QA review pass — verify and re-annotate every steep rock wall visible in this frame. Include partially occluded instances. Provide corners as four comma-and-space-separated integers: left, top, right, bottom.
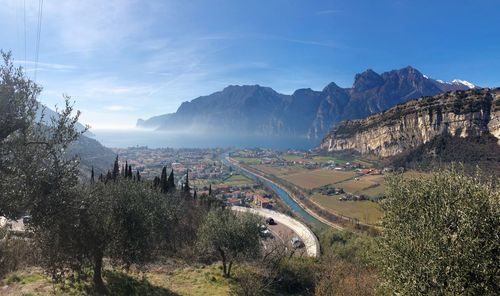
320, 88, 500, 157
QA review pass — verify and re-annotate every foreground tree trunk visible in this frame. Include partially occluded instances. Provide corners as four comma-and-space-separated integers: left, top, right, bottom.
218, 248, 229, 277
227, 261, 233, 278
93, 250, 106, 293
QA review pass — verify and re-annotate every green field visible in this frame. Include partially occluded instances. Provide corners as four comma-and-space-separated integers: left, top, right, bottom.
281, 154, 304, 161
312, 155, 349, 164
311, 194, 383, 225
282, 154, 350, 164
281, 169, 357, 189
223, 174, 254, 186
232, 157, 261, 165
252, 164, 306, 177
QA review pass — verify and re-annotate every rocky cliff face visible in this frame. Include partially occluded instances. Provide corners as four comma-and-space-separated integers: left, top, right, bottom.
319, 88, 500, 157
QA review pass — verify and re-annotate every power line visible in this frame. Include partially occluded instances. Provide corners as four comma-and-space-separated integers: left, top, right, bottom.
23, 0, 27, 72
34, 0, 44, 82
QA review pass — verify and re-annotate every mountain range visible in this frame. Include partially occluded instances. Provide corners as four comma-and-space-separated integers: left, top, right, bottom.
137, 66, 476, 140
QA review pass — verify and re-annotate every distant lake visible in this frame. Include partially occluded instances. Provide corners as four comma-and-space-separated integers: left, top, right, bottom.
92, 129, 318, 150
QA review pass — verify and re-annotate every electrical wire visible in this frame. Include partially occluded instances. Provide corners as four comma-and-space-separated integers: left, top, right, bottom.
23, 0, 27, 72
34, 0, 44, 82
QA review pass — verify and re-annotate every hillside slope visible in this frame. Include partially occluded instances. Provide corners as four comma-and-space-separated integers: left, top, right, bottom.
38, 106, 115, 176
68, 135, 116, 177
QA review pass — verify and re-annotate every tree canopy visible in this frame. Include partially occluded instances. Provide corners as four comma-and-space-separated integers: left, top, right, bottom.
197, 208, 262, 277
380, 168, 499, 295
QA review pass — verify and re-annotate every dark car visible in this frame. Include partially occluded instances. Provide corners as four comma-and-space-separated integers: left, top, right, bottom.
265, 217, 276, 225
22, 215, 32, 225
291, 236, 303, 249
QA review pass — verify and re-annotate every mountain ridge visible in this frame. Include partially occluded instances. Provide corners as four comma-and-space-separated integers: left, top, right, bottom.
137, 66, 476, 139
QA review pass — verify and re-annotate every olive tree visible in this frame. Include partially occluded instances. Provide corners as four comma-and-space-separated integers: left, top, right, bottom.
0, 51, 82, 219
197, 208, 262, 277
380, 168, 499, 295
73, 179, 181, 291
0, 51, 96, 284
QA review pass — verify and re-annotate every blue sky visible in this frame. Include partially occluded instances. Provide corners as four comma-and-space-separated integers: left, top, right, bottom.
0, 0, 499, 129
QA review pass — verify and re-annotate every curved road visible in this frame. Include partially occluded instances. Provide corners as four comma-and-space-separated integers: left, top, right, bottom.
232, 206, 320, 258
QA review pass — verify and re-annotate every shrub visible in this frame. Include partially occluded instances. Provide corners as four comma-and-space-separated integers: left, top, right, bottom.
0, 236, 38, 279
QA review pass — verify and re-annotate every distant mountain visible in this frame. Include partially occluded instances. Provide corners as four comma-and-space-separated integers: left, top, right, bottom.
137, 66, 476, 140
37, 105, 114, 176
67, 135, 116, 177
319, 88, 499, 174
36, 103, 94, 137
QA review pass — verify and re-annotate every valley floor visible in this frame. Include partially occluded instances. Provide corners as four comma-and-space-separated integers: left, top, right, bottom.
230, 150, 431, 227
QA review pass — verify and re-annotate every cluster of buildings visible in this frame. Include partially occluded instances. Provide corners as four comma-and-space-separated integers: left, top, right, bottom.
232, 148, 276, 159
111, 147, 277, 209
112, 147, 230, 181
205, 183, 274, 209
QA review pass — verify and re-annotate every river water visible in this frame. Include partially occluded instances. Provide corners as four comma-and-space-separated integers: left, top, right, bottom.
221, 156, 322, 226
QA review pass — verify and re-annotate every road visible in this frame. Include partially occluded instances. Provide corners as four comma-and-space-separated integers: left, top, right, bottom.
232, 206, 320, 258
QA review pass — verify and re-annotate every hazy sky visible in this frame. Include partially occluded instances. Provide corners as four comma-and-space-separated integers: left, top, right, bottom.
0, 0, 499, 129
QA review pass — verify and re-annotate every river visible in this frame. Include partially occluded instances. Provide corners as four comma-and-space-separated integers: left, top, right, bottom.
221, 155, 322, 227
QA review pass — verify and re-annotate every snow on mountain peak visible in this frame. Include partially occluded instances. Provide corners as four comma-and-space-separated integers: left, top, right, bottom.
451, 79, 476, 89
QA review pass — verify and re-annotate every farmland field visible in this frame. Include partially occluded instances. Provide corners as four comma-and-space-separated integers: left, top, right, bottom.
311, 193, 383, 225
251, 164, 306, 177
223, 174, 254, 186
281, 154, 305, 161
358, 184, 385, 198
281, 169, 357, 189
232, 157, 261, 165
334, 174, 385, 195
312, 155, 348, 164
192, 179, 213, 188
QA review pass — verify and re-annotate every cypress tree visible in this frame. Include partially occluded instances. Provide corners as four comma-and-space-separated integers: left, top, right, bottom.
136, 170, 141, 182
183, 170, 191, 197
208, 184, 212, 196
168, 169, 175, 190
128, 165, 132, 179
106, 170, 112, 183
124, 161, 128, 177
160, 167, 168, 192
113, 155, 119, 180
90, 166, 95, 185
193, 190, 197, 199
